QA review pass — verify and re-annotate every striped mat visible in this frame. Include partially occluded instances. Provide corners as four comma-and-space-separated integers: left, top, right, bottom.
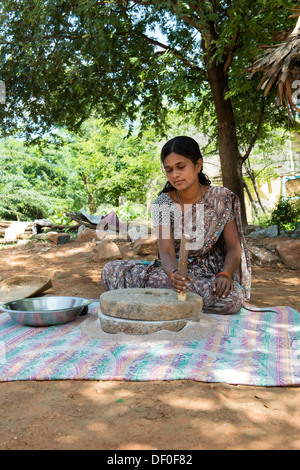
0, 301, 299, 386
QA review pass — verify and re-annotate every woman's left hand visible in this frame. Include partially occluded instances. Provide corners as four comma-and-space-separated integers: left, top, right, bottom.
212, 275, 232, 298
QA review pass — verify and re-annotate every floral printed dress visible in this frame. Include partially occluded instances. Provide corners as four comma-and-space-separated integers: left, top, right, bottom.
101, 186, 251, 315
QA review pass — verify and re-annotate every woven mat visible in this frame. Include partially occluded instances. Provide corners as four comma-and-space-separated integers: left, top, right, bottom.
0, 301, 299, 386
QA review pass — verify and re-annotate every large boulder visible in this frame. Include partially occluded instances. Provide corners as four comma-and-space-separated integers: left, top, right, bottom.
247, 245, 280, 267
276, 239, 300, 269
247, 225, 279, 239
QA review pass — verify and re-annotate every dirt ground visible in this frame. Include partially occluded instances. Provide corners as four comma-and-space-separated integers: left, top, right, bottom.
0, 237, 299, 451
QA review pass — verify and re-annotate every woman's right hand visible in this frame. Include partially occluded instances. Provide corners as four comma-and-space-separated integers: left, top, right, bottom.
171, 271, 192, 294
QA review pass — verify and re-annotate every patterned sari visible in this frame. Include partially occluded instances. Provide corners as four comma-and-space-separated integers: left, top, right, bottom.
101, 186, 251, 315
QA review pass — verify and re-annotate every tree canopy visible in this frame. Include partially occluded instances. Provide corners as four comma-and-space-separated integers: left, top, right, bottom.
0, 0, 297, 223
0, 120, 162, 220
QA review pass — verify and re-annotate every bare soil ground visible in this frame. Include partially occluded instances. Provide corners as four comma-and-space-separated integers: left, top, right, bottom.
0, 238, 299, 450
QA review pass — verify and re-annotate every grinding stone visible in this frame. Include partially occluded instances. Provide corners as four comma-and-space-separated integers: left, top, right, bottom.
99, 311, 200, 335
0, 275, 53, 304
99, 288, 203, 321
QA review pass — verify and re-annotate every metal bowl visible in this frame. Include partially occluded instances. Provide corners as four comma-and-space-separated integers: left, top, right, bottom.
0, 296, 92, 327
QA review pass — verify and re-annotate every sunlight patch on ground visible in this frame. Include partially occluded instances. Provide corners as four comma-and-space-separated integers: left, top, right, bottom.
116, 442, 159, 450
165, 396, 218, 411
280, 276, 300, 286
79, 381, 137, 404
87, 421, 109, 432
56, 434, 81, 445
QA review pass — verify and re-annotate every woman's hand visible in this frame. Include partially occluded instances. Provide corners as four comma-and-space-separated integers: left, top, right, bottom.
171, 271, 193, 294
212, 275, 232, 298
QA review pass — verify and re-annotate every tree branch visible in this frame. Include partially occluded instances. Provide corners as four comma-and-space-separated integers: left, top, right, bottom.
223, 30, 239, 75
122, 31, 203, 72
241, 102, 265, 164
169, 0, 204, 34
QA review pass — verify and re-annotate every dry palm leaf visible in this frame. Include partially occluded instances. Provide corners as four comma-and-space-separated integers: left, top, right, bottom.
247, 14, 300, 121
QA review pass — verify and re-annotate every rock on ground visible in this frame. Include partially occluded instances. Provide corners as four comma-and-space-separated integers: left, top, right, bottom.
76, 229, 98, 243
89, 240, 122, 261
132, 236, 158, 256
247, 245, 280, 267
276, 239, 300, 270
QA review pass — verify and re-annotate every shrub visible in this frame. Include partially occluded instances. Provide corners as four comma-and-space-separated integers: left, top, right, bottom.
269, 195, 300, 232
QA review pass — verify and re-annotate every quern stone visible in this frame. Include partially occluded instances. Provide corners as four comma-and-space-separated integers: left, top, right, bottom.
99, 311, 199, 335
100, 288, 203, 321
99, 288, 203, 334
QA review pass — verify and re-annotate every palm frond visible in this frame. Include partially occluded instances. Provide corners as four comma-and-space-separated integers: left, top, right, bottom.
247, 12, 300, 121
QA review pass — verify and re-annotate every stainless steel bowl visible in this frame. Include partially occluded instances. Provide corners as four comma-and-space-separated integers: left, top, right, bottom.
0, 296, 92, 326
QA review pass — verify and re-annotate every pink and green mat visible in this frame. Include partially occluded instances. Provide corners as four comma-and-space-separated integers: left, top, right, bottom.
0, 301, 299, 386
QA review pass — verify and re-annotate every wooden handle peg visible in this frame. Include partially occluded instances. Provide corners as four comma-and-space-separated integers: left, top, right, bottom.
177, 233, 191, 302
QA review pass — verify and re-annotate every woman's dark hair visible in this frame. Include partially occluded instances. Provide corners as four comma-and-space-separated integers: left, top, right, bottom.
159, 136, 211, 194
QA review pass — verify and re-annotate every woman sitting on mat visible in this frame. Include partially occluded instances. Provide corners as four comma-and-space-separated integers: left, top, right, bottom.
101, 136, 251, 315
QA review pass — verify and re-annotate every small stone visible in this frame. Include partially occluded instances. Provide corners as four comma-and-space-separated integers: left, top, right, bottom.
89, 240, 122, 261
35, 232, 53, 240
35, 231, 70, 244
16, 240, 27, 245
46, 233, 70, 244
76, 228, 98, 243
132, 236, 158, 256
39, 246, 51, 252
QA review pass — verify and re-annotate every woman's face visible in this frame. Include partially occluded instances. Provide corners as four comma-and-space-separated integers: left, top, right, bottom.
163, 152, 202, 191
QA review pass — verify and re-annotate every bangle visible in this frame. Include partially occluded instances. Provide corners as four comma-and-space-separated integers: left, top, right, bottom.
170, 269, 178, 284
216, 271, 232, 281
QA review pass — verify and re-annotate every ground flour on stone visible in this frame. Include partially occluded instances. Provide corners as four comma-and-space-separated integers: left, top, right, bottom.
80, 309, 227, 344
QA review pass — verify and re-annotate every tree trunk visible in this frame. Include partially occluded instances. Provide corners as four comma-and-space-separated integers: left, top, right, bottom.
245, 163, 266, 214
206, 63, 248, 225
83, 174, 97, 214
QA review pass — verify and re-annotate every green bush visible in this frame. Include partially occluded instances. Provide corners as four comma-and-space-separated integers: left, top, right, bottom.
269, 195, 300, 232
252, 212, 272, 229
49, 213, 74, 226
